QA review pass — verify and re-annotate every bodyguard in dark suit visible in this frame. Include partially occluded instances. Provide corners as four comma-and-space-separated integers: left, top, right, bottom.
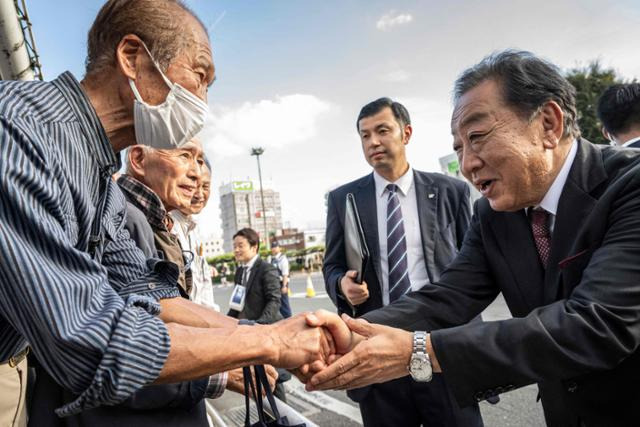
228, 228, 283, 325
323, 98, 482, 426
309, 51, 640, 427
597, 82, 640, 148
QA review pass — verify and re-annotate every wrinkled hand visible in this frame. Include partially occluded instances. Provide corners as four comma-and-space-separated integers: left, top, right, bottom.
306, 314, 413, 391
267, 312, 340, 369
340, 271, 369, 306
226, 365, 278, 396
285, 309, 357, 382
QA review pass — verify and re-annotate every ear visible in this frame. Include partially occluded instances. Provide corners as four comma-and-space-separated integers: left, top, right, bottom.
602, 127, 614, 143
127, 145, 148, 178
115, 34, 147, 81
402, 123, 413, 145
539, 101, 564, 149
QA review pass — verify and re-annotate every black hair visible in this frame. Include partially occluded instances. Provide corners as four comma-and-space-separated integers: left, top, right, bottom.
356, 97, 411, 131
453, 50, 580, 139
233, 228, 260, 250
597, 83, 640, 135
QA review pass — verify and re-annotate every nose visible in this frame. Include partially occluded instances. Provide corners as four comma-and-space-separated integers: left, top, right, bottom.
460, 145, 483, 178
187, 162, 199, 182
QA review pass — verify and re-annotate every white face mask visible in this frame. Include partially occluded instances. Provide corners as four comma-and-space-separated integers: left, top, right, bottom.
129, 44, 209, 149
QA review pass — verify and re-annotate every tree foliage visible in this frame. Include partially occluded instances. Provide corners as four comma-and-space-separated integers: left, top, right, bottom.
565, 61, 624, 145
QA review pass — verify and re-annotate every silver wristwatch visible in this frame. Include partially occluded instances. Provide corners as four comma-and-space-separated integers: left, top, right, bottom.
408, 331, 432, 382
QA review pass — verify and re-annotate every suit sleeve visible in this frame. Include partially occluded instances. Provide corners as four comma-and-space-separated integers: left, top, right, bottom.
363, 201, 499, 332
322, 190, 352, 314
429, 177, 640, 407
255, 264, 282, 324
454, 182, 471, 249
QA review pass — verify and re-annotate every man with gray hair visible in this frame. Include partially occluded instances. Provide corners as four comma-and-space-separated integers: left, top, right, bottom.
308, 50, 640, 426
169, 149, 219, 310
0, 0, 344, 422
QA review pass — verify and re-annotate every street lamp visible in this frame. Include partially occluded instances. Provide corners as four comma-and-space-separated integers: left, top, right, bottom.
251, 147, 270, 250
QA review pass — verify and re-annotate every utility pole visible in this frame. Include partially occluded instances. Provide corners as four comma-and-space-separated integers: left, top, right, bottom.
251, 147, 270, 250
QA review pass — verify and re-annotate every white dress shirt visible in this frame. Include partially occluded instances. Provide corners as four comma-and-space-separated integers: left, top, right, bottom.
373, 167, 430, 306
622, 136, 640, 148
531, 140, 578, 233
169, 210, 219, 311
241, 254, 260, 284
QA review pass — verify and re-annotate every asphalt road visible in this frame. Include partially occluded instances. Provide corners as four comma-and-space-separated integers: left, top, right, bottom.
212, 271, 545, 426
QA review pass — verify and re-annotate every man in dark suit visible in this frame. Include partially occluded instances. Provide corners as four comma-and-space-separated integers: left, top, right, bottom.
323, 98, 483, 426
597, 83, 640, 148
308, 51, 640, 427
228, 228, 283, 324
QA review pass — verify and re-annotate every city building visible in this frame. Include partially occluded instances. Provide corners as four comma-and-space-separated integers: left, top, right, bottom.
201, 236, 225, 258
219, 180, 283, 252
270, 228, 326, 251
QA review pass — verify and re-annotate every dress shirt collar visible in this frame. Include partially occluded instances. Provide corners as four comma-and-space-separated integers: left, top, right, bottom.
117, 174, 169, 231
622, 136, 640, 148
373, 166, 414, 198
52, 72, 119, 174
243, 254, 260, 270
169, 209, 197, 233
536, 140, 578, 216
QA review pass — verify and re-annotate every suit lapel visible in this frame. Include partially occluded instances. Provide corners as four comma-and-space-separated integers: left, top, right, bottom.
544, 139, 606, 302
490, 210, 545, 310
354, 174, 382, 285
414, 171, 438, 282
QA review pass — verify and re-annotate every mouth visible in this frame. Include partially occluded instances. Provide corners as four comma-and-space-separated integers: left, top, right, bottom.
474, 179, 495, 196
178, 184, 196, 194
370, 151, 385, 160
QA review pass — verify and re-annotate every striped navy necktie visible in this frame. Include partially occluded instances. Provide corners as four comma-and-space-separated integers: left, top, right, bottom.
386, 184, 411, 302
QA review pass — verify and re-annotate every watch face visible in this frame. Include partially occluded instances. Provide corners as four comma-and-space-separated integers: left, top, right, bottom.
410, 356, 433, 382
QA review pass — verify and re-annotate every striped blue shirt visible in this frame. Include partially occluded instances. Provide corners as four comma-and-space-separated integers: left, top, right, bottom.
0, 72, 181, 416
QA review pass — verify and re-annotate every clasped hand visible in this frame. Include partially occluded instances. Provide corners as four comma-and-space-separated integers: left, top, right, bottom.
268, 309, 415, 392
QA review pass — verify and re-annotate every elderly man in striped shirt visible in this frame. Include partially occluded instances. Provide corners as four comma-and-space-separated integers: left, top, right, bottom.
0, 0, 348, 423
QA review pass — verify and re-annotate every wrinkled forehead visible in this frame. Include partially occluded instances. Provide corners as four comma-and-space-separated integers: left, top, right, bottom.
182, 139, 204, 155
450, 80, 505, 135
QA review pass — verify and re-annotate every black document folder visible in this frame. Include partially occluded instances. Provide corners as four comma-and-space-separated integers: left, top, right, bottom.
345, 193, 370, 284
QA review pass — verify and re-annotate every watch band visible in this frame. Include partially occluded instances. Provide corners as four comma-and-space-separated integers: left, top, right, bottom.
413, 331, 427, 356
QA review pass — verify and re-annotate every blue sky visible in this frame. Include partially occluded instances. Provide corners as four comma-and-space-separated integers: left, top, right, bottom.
27, 0, 640, 238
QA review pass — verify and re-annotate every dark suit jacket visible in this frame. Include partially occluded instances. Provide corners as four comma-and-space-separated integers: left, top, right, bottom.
228, 258, 282, 324
323, 170, 471, 403
323, 169, 471, 318
365, 140, 640, 426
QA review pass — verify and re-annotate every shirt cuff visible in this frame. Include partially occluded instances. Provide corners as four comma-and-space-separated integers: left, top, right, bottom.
205, 372, 228, 399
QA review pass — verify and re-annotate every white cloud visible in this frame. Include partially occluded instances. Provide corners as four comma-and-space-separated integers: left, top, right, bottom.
376, 11, 413, 31
199, 94, 332, 159
382, 68, 411, 82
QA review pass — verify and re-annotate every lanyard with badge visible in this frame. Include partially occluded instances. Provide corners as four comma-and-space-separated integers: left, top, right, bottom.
229, 266, 248, 312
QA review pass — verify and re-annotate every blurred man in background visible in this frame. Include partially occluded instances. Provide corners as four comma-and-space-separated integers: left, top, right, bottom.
270, 242, 292, 319
170, 149, 219, 310
597, 83, 640, 148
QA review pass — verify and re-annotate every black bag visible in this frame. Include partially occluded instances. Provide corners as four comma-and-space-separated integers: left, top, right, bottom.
243, 365, 306, 427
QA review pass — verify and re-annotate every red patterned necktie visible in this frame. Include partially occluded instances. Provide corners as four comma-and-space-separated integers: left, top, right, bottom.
530, 208, 552, 268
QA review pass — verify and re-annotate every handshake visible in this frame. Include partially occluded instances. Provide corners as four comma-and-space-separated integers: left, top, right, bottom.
258, 309, 437, 391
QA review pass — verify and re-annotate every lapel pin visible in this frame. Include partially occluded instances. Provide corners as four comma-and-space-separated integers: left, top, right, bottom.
428, 194, 435, 199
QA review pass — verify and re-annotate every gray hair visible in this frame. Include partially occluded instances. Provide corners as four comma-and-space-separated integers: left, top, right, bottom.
453, 50, 580, 139
86, 0, 208, 76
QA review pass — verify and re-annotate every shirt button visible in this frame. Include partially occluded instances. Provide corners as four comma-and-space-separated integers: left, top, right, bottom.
148, 283, 156, 290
